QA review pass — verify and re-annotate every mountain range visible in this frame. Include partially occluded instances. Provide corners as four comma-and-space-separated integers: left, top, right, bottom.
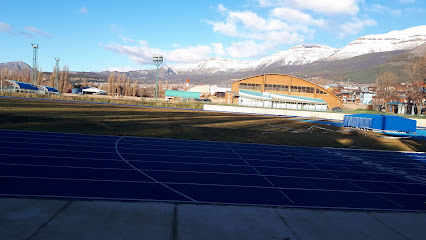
128, 25, 426, 85
2, 25, 426, 85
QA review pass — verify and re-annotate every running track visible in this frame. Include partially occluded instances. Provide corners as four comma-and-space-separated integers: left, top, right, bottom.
0, 129, 425, 211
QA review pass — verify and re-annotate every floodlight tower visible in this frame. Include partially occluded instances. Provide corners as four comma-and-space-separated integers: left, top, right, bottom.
153, 54, 163, 102
54, 58, 60, 90
31, 43, 39, 85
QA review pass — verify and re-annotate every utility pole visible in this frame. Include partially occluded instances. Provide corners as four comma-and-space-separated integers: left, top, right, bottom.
54, 58, 60, 90
153, 54, 163, 102
31, 43, 39, 85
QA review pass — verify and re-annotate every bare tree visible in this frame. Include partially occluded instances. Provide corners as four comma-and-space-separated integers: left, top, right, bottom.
125, 76, 131, 96
50, 67, 56, 87
376, 72, 399, 111
131, 82, 138, 96
36, 68, 43, 85
63, 65, 70, 91
405, 56, 426, 114
82, 79, 88, 88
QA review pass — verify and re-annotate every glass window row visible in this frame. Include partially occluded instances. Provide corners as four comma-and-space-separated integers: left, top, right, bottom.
240, 83, 261, 90
291, 86, 315, 93
240, 82, 327, 94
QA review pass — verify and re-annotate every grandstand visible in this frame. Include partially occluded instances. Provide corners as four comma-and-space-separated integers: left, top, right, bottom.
1, 80, 59, 94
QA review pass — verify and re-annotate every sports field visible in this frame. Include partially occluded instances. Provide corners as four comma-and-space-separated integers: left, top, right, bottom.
0, 97, 425, 152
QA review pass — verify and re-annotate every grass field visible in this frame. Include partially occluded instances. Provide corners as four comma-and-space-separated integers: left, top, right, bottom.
0, 97, 425, 152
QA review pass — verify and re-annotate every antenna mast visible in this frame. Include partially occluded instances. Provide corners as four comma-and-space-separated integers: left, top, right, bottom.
55, 58, 60, 90
31, 43, 39, 85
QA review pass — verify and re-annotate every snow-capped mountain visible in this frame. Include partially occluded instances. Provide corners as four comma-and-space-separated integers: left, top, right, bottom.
170, 26, 426, 74
259, 44, 337, 67
171, 44, 337, 74
326, 25, 426, 61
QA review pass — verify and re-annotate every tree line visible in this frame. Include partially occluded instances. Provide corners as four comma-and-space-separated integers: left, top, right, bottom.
376, 56, 426, 114
0, 67, 162, 98
0, 66, 72, 93
102, 72, 160, 97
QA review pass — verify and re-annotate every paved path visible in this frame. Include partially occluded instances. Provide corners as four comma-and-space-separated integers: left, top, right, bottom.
1, 198, 425, 240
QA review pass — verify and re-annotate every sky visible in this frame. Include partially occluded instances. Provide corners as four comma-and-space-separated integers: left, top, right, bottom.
0, 0, 425, 72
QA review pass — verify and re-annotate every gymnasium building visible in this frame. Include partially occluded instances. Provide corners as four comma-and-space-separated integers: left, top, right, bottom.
225, 74, 342, 111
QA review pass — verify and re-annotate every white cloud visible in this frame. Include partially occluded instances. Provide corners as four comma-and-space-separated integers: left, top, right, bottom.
80, 6, 88, 14
207, 4, 306, 58
218, 3, 227, 12
0, 22, 53, 39
118, 34, 134, 43
109, 24, 123, 33
367, 4, 402, 16
167, 45, 212, 63
228, 11, 269, 32
103, 42, 155, 64
226, 40, 268, 58
271, 8, 313, 23
25, 26, 53, 38
0, 22, 12, 33
103, 41, 213, 65
338, 17, 377, 38
270, 7, 325, 27
211, 43, 225, 55
257, 0, 362, 15
208, 20, 239, 37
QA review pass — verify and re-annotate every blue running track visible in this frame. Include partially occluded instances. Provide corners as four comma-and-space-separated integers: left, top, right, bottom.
0, 129, 425, 211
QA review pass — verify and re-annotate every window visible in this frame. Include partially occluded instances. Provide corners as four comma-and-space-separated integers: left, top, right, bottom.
306, 87, 314, 93
240, 82, 261, 90
316, 89, 326, 94
290, 86, 315, 93
265, 84, 288, 92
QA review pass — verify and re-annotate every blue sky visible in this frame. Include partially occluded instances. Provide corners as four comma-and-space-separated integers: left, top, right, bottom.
0, 0, 425, 72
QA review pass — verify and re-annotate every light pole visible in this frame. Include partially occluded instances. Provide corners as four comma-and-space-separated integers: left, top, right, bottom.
153, 54, 163, 102
54, 58, 60, 90
31, 43, 39, 85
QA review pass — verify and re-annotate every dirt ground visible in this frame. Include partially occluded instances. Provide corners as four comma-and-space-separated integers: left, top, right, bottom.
342, 102, 367, 110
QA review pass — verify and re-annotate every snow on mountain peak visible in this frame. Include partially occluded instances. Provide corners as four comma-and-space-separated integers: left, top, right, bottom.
171, 44, 336, 74
259, 44, 337, 66
168, 25, 426, 75
327, 25, 426, 61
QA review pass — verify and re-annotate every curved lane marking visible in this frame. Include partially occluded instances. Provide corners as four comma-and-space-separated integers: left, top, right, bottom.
115, 136, 197, 202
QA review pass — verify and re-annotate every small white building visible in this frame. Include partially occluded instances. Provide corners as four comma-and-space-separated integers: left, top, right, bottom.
82, 87, 107, 95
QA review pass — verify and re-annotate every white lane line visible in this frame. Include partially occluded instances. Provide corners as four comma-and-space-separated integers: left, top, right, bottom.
0, 193, 414, 212
389, 184, 408, 192
3, 162, 426, 190
3, 175, 426, 197
3, 130, 425, 162
274, 148, 341, 180
341, 166, 351, 171
377, 195, 404, 208
2, 146, 424, 173
279, 190, 294, 204
115, 137, 197, 202
225, 143, 295, 203
347, 181, 367, 190
2, 154, 424, 188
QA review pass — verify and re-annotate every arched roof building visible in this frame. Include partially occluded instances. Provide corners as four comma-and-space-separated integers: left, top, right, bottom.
3, 80, 59, 94
226, 74, 342, 111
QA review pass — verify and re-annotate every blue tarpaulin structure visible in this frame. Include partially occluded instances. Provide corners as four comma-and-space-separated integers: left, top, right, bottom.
7, 80, 39, 91
343, 114, 416, 132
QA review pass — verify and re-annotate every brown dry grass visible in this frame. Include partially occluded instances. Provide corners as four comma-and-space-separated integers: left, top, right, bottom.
0, 97, 425, 152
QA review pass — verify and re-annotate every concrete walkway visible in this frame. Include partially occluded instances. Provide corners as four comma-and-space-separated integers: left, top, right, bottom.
1, 198, 426, 240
